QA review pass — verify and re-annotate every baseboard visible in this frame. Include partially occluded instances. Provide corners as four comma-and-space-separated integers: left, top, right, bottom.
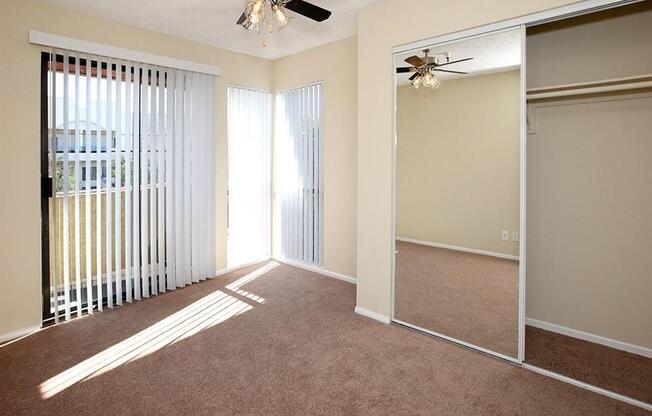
526, 318, 652, 359
354, 306, 391, 324
396, 237, 519, 261
216, 257, 272, 277
523, 364, 652, 412
272, 257, 356, 284
0, 325, 41, 345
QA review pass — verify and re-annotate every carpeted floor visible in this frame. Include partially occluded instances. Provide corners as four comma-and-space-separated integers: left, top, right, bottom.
526, 325, 652, 404
394, 241, 519, 358
0, 262, 647, 415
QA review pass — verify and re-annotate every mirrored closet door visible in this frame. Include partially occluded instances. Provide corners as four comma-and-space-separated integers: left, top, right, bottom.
393, 28, 523, 359
525, 1, 652, 405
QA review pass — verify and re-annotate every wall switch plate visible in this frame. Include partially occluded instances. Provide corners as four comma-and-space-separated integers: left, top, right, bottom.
512, 231, 519, 242
501, 231, 509, 241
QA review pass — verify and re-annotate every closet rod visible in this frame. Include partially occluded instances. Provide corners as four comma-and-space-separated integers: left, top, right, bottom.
527, 74, 652, 100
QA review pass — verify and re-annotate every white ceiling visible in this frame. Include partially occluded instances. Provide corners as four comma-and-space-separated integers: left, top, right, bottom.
43, 0, 379, 60
396, 29, 522, 86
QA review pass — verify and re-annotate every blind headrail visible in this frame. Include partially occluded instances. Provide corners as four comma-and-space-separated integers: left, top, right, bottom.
29, 30, 221, 76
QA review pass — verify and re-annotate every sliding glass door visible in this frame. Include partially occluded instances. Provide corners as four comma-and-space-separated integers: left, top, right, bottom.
41, 51, 216, 324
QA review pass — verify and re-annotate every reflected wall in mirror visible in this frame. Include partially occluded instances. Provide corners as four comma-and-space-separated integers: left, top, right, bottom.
394, 28, 522, 358
525, 2, 652, 405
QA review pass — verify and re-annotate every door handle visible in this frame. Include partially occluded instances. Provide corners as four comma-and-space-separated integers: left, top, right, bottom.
41, 177, 53, 198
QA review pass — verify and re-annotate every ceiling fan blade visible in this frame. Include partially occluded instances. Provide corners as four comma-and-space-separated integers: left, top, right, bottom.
405, 56, 425, 67
436, 57, 474, 67
285, 0, 332, 22
433, 69, 468, 74
409, 72, 420, 81
396, 67, 412, 73
236, 12, 247, 25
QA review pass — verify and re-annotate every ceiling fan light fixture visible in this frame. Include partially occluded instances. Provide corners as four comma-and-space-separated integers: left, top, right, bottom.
244, 0, 266, 28
419, 70, 441, 90
272, 3, 289, 26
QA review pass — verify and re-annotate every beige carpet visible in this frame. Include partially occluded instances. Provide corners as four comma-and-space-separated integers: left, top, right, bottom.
526, 325, 652, 404
395, 241, 519, 357
0, 262, 646, 415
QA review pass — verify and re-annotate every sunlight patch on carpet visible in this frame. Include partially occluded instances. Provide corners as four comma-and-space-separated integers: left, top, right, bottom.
39, 263, 279, 399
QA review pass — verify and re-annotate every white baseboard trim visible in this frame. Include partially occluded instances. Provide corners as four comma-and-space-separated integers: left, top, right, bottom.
0, 325, 42, 345
272, 257, 356, 284
396, 237, 519, 261
216, 257, 272, 277
526, 318, 652, 359
523, 364, 652, 412
354, 306, 391, 324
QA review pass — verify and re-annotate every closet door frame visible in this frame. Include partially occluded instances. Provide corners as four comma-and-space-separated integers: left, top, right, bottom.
389, 0, 647, 410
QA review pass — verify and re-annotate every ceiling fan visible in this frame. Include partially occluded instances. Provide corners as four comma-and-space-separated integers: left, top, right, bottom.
397, 49, 474, 89
236, 0, 332, 34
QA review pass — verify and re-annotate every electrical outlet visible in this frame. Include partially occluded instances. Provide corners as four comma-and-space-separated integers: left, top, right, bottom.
512, 231, 519, 242
501, 231, 509, 241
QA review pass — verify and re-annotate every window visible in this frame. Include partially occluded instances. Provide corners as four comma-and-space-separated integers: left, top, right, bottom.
227, 86, 272, 267
275, 83, 323, 265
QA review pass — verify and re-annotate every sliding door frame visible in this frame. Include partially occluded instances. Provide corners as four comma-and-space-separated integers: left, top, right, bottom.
40, 52, 52, 323
389, 0, 648, 410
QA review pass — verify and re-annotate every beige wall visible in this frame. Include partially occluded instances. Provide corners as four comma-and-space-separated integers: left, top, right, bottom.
271, 37, 358, 278
0, 0, 272, 338
527, 93, 652, 348
527, 1, 652, 89
396, 71, 520, 256
356, 0, 578, 318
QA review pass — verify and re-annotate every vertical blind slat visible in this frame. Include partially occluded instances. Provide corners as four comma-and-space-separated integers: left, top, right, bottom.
50, 52, 60, 323
95, 58, 103, 312
165, 70, 176, 290
62, 52, 71, 321
133, 65, 142, 301
73, 56, 82, 317
149, 68, 158, 295
84, 57, 93, 314
115, 62, 123, 306
174, 71, 186, 288
184, 74, 193, 284
157, 70, 166, 292
106, 59, 114, 309
125, 64, 133, 303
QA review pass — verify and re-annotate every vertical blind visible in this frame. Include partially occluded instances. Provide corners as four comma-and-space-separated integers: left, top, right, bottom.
275, 83, 324, 265
46, 50, 216, 323
227, 87, 272, 267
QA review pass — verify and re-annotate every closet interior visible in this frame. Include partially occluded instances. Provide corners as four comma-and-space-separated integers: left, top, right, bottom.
525, 1, 652, 404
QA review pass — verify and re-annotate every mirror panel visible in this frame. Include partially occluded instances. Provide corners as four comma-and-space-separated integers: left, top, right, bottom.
394, 28, 522, 358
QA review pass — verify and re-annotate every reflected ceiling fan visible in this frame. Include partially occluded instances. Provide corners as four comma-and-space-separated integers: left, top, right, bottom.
397, 49, 474, 89
236, 0, 332, 35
